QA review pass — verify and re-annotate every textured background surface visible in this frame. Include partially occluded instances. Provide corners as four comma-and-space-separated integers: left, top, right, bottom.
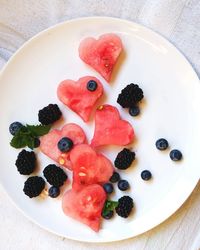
0, 1, 200, 249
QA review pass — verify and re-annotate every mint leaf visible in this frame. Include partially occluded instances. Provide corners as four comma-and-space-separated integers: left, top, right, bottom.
102, 200, 118, 216
10, 132, 28, 148
26, 124, 51, 136
10, 124, 51, 149
26, 136, 35, 150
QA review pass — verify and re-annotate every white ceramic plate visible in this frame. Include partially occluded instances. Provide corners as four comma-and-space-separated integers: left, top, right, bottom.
0, 17, 199, 243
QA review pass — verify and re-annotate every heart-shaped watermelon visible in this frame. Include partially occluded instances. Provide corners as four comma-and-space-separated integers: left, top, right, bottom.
79, 34, 123, 82
70, 144, 113, 191
62, 184, 106, 232
40, 123, 86, 170
91, 104, 134, 147
57, 76, 103, 122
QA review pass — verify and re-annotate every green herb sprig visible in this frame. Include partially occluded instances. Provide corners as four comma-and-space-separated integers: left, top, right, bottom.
10, 124, 51, 149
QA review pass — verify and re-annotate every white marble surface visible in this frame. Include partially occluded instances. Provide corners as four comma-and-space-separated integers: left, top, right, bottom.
0, 1, 200, 249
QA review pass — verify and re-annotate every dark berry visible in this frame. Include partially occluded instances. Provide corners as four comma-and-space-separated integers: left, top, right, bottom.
129, 106, 140, 116
15, 149, 36, 175
48, 186, 60, 198
23, 176, 45, 198
117, 83, 144, 108
114, 148, 135, 170
57, 137, 73, 152
9, 122, 23, 135
156, 138, 169, 150
115, 196, 134, 218
43, 164, 67, 187
103, 183, 114, 194
87, 80, 97, 91
109, 172, 120, 183
141, 170, 152, 181
38, 104, 62, 125
170, 149, 182, 161
102, 210, 114, 220
34, 138, 40, 148
118, 180, 130, 191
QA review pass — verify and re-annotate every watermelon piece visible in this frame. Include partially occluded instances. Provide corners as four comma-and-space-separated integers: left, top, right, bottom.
70, 144, 113, 191
62, 184, 106, 232
91, 104, 134, 147
57, 76, 103, 122
79, 33, 123, 82
40, 123, 86, 170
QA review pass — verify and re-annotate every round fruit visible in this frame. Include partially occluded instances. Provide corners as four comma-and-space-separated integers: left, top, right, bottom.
103, 183, 114, 194
34, 138, 40, 148
109, 172, 120, 183
141, 170, 152, 181
57, 137, 74, 152
118, 180, 130, 191
129, 106, 140, 116
23, 176, 45, 198
114, 148, 135, 170
156, 138, 169, 150
48, 186, 60, 198
115, 196, 134, 218
170, 149, 182, 161
38, 104, 62, 125
87, 80, 98, 91
102, 210, 114, 220
9, 122, 23, 135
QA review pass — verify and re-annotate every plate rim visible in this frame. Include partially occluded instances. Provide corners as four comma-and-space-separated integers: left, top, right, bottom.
0, 16, 200, 243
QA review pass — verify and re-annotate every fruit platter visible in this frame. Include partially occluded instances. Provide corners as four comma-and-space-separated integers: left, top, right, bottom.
0, 17, 199, 242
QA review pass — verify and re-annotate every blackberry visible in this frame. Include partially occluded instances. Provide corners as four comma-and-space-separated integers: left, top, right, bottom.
43, 164, 67, 187
15, 149, 36, 175
114, 148, 135, 170
117, 83, 144, 108
23, 176, 45, 198
38, 104, 62, 125
115, 196, 134, 218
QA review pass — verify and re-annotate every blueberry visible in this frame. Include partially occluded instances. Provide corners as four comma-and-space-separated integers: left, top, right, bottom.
9, 122, 23, 135
57, 137, 73, 152
87, 80, 98, 91
103, 183, 114, 194
129, 106, 140, 116
141, 170, 152, 181
156, 138, 169, 150
102, 210, 114, 220
118, 180, 130, 191
48, 186, 60, 198
109, 172, 120, 183
34, 138, 40, 148
170, 149, 182, 161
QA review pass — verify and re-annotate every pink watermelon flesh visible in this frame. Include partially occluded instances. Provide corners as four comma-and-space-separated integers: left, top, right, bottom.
79, 33, 123, 82
40, 123, 86, 170
70, 144, 113, 191
91, 104, 134, 147
62, 184, 106, 232
57, 76, 103, 122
